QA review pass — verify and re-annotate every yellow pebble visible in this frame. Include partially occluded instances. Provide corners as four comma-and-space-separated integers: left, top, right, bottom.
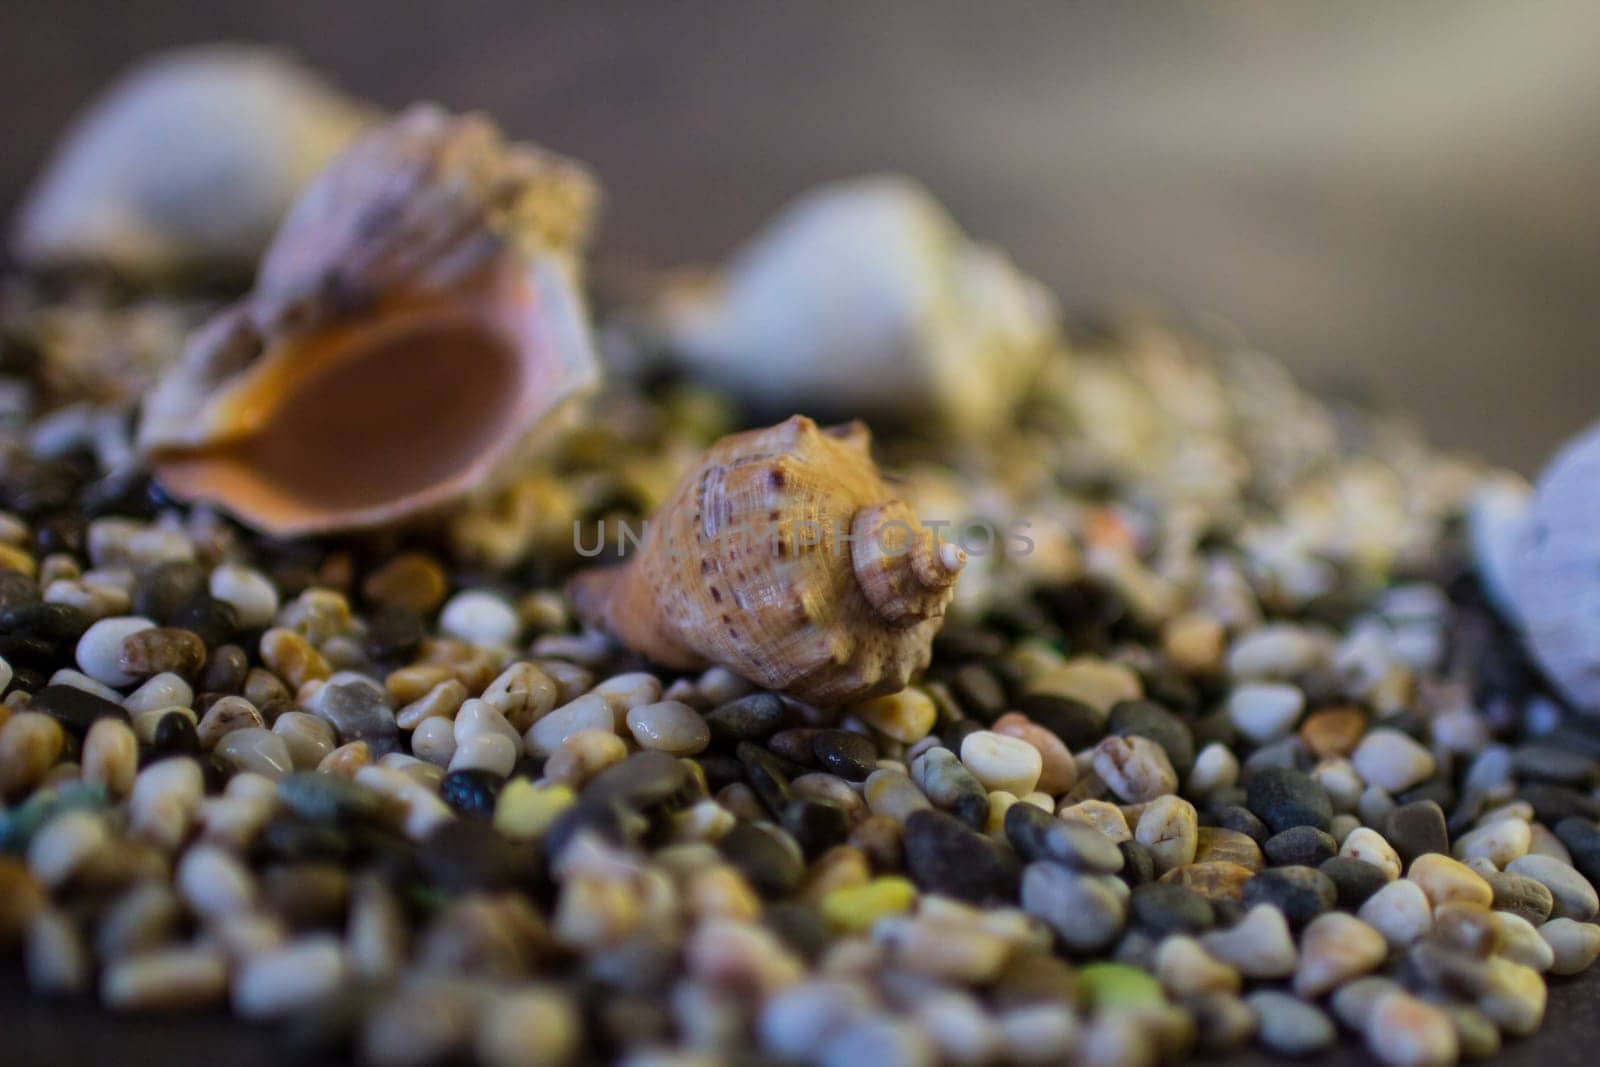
852, 689, 936, 743
820, 876, 918, 933
494, 780, 575, 842
1408, 853, 1493, 909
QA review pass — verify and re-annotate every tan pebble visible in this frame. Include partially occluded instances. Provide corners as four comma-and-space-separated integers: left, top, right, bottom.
361, 553, 448, 615
1155, 934, 1241, 996
1028, 657, 1142, 713
1453, 818, 1531, 868
1298, 706, 1368, 758
1476, 955, 1545, 1036
1194, 826, 1264, 872
852, 688, 937, 743
101, 945, 229, 1012
395, 678, 468, 730
1136, 795, 1198, 875
272, 711, 336, 770
481, 663, 560, 732
1163, 614, 1225, 674
195, 696, 265, 750
1295, 911, 1387, 997
0, 858, 46, 948
1058, 799, 1132, 843
689, 865, 764, 921
626, 700, 712, 755
1409, 853, 1493, 908
543, 730, 627, 787
259, 628, 330, 690
476, 986, 578, 1067
992, 713, 1077, 795
798, 846, 872, 905
317, 741, 372, 780
0, 712, 65, 797
1159, 862, 1256, 903
1492, 911, 1553, 971
1539, 917, 1600, 975
242, 668, 290, 709
384, 664, 456, 706
83, 718, 138, 797
1365, 991, 1458, 1067
1092, 735, 1177, 802
1432, 901, 1501, 957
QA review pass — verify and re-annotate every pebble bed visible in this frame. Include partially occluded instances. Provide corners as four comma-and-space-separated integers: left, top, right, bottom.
0, 302, 1598, 1067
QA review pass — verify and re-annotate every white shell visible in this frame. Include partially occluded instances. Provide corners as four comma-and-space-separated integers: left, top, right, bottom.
12, 45, 372, 276
655, 175, 1059, 435
1513, 421, 1600, 711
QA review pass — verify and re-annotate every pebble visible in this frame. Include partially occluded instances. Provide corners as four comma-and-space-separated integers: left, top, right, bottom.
1299, 706, 1368, 758
1539, 917, 1600, 975
618, 700, 706, 755
195, 697, 265, 750
525, 694, 614, 758
960, 730, 1042, 795
214, 727, 294, 780
313, 681, 400, 756
438, 590, 520, 648
1409, 853, 1493, 908
272, 711, 336, 770
1107, 700, 1195, 777
450, 732, 520, 778
1200, 904, 1297, 977
863, 769, 932, 823
1194, 826, 1264, 871
1131, 883, 1214, 935
1366, 991, 1458, 1067
232, 936, 348, 1019
1493, 911, 1555, 971
1135, 795, 1199, 875
1227, 683, 1304, 743
1012, 694, 1103, 751
0, 712, 65, 796
902, 809, 1019, 905
1476, 955, 1546, 1037
1091, 735, 1178, 803
1339, 826, 1402, 881
1352, 729, 1437, 794
1454, 817, 1532, 868
27, 909, 89, 995
75, 615, 156, 687
1295, 911, 1387, 997
1319, 856, 1391, 908
1154, 934, 1238, 995
1506, 854, 1599, 921
992, 713, 1078, 794
1004, 802, 1123, 873
123, 672, 193, 715
1246, 990, 1334, 1056
852, 689, 937, 744
82, 717, 137, 797
1264, 825, 1337, 867
207, 564, 280, 630
1160, 861, 1256, 904
819, 877, 916, 934
812, 729, 877, 781
1187, 741, 1239, 798
1058, 799, 1132, 843
1385, 801, 1450, 864
1242, 866, 1337, 926
1246, 766, 1332, 834
101, 944, 229, 1012
1359, 878, 1434, 949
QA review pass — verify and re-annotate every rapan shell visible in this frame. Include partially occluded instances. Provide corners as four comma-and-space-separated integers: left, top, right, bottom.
568, 415, 965, 706
136, 104, 601, 535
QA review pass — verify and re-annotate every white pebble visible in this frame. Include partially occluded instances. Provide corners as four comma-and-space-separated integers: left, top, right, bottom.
209, 564, 280, 629
449, 733, 518, 777
214, 728, 293, 780
176, 845, 256, 919
1453, 818, 1531, 868
961, 731, 1043, 795
525, 693, 614, 757
1358, 878, 1433, 949
1227, 682, 1305, 743
124, 672, 194, 715
1539, 917, 1600, 975
1351, 729, 1436, 794
411, 717, 458, 766
591, 672, 664, 713
1201, 904, 1297, 978
232, 936, 348, 1019
74, 615, 156, 688
28, 810, 109, 888
1340, 827, 1402, 881
1186, 742, 1239, 798
453, 698, 523, 751
439, 590, 521, 648
626, 701, 712, 755
271, 711, 336, 770
49, 667, 124, 703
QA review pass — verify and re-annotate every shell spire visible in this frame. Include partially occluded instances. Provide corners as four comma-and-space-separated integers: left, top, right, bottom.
568, 415, 963, 706
136, 104, 601, 535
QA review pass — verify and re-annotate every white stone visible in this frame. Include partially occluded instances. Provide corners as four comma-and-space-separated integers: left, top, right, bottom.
439, 590, 521, 648
1227, 682, 1305, 743
75, 615, 157, 688
209, 564, 280, 629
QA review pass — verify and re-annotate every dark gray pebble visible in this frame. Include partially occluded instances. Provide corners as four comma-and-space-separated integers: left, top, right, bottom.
763, 901, 830, 961
1246, 767, 1332, 834
584, 750, 700, 814
1263, 826, 1337, 867
1396, 780, 1455, 811
719, 822, 804, 897
767, 728, 821, 767
1108, 699, 1196, 777
1118, 840, 1156, 887
1524, 785, 1600, 826
132, 561, 206, 624
201, 644, 249, 694
813, 729, 877, 781
1318, 856, 1389, 908
1012, 694, 1103, 751
903, 808, 1020, 905
148, 710, 200, 759
705, 692, 789, 741
419, 820, 542, 893
1241, 865, 1336, 926
951, 664, 1007, 721
1556, 816, 1600, 885
28, 683, 128, 737
1131, 882, 1215, 934
1215, 804, 1271, 843
736, 741, 795, 816
314, 682, 399, 756
782, 798, 852, 856
911, 746, 990, 829
1384, 800, 1450, 864
277, 771, 391, 825
1514, 745, 1598, 788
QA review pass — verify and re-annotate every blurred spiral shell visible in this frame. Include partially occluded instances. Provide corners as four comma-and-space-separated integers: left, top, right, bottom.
654, 175, 1060, 435
568, 415, 965, 706
136, 104, 602, 535
12, 44, 375, 278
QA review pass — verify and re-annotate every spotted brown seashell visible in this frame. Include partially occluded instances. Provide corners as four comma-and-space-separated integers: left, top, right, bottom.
13, 44, 374, 278
136, 104, 601, 535
568, 415, 965, 706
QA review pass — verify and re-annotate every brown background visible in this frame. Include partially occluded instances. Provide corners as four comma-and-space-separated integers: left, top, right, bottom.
5, 2, 1600, 473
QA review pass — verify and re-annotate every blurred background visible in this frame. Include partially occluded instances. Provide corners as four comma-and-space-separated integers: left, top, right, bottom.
3, 0, 1597, 473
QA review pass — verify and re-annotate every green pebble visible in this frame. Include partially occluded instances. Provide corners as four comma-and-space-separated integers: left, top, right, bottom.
1078, 962, 1166, 1011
